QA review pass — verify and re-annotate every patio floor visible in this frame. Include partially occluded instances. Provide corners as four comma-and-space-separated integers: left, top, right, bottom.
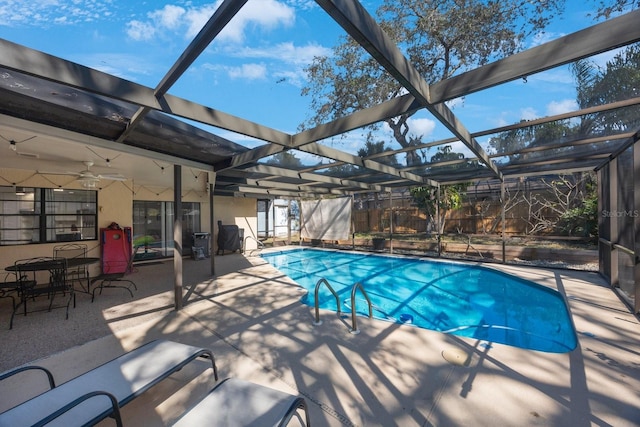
0, 249, 639, 426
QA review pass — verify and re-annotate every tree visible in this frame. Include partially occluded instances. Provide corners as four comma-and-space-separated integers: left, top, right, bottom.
410, 145, 467, 234
591, 0, 640, 18
264, 151, 304, 169
487, 120, 577, 164
357, 138, 400, 167
519, 173, 597, 236
572, 43, 640, 135
301, 0, 564, 167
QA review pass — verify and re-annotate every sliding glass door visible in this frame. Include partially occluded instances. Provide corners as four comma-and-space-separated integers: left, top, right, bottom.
133, 201, 200, 260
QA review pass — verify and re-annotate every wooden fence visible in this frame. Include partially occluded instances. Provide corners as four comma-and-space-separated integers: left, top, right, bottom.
353, 202, 563, 235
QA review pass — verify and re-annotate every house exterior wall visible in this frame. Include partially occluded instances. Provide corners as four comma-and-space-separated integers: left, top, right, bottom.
0, 168, 258, 271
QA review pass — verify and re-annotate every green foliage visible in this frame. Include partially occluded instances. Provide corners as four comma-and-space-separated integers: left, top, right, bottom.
558, 176, 599, 237
264, 151, 304, 169
573, 43, 640, 134
410, 182, 466, 234
357, 138, 400, 167
301, 0, 564, 167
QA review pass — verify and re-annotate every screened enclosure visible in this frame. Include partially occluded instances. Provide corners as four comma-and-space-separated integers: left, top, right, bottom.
0, 2, 638, 315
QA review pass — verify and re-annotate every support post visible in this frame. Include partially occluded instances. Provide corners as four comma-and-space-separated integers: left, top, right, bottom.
634, 142, 640, 313
351, 194, 356, 250
173, 165, 183, 310
436, 184, 441, 257
501, 180, 506, 263
610, 159, 619, 287
299, 197, 304, 246
209, 176, 215, 276
287, 199, 292, 245
389, 190, 393, 254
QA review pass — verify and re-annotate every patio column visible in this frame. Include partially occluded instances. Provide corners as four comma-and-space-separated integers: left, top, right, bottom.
287, 199, 292, 245
299, 196, 304, 246
209, 174, 216, 276
634, 143, 640, 313
389, 190, 393, 254
173, 164, 183, 310
610, 159, 619, 288
436, 184, 441, 257
351, 194, 355, 250
501, 180, 506, 263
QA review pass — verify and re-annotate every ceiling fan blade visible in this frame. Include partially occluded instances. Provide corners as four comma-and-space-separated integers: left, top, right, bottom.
37, 170, 80, 176
97, 174, 127, 181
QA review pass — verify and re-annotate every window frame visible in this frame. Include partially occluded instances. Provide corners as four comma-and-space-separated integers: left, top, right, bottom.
0, 186, 98, 245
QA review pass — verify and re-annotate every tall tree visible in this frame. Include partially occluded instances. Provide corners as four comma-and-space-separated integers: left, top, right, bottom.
572, 43, 640, 135
301, 0, 565, 167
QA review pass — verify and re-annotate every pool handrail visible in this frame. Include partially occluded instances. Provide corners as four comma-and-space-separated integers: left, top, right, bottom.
243, 236, 265, 256
349, 282, 372, 335
313, 278, 341, 325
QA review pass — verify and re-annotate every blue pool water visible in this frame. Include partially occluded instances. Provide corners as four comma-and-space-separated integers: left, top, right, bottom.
261, 248, 577, 353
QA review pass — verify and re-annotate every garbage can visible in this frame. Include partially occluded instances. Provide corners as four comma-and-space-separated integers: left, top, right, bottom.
192, 232, 211, 259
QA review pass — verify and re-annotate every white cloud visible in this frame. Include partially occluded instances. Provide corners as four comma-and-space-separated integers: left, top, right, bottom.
224, 42, 331, 86
79, 53, 153, 80
0, 0, 114, 26
520, 107, 538, 120
227, 63, 267, 80
546, 99, 578, 116
235, 42, 331, 65
184, 4, 219, 39
126, 20, 156, 41
445, 97, 464, 109
124, 0, 295, 43
528, 68, 574, 85
150, 5, 186, 31
408, 118, 436, 138
529, 31, 566, 48
220, 0, 295, 43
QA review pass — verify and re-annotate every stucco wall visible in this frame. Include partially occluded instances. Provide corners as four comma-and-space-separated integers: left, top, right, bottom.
0, 168, 258, 270
212, 196, 258, 251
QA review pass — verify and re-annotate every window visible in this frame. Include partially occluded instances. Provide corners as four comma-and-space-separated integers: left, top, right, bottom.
0, 186, 97, 245
132, 200, 200, 260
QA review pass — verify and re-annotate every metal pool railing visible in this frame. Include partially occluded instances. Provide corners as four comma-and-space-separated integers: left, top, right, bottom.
349, 282, 372, 335
312, 278, 373, 335
313, 278, 340, 325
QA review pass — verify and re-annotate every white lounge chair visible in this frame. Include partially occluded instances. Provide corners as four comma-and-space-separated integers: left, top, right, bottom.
0, 339, 217, 427
172, 377, 311, 427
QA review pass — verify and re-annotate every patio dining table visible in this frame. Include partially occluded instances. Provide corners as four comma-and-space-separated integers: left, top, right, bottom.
5, 257, 100, 294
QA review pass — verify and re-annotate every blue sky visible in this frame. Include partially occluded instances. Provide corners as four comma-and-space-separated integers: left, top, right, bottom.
0, 0, 622, 163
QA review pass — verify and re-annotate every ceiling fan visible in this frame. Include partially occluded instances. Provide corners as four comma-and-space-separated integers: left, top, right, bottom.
38, 161, 127, 188
69, 161, 127, 188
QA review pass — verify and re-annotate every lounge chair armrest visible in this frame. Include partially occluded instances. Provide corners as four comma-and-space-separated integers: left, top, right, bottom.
0, 365, 56, 389
34, 390, 123, 427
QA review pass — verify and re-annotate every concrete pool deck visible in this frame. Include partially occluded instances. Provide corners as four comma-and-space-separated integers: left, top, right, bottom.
0, 249, 638, 426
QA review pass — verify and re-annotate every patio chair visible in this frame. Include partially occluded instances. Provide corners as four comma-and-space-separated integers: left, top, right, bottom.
90, 246, 138, 302
0, 272, 22, 310
9, 257, 75, 329
53, 243, 89, 292
171, 378, 311, 427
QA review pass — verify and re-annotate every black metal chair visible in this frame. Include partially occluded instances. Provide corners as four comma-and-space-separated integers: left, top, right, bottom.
53, 243, 89, 292
9, 257, 75, 329
91, 247, 138, 302
0, 272, 22, 310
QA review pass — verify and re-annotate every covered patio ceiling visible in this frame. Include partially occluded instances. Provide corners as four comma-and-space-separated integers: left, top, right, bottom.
0, 1, 639, 198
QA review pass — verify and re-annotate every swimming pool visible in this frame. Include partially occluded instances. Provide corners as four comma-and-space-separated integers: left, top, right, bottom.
261, 248, 577, 353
